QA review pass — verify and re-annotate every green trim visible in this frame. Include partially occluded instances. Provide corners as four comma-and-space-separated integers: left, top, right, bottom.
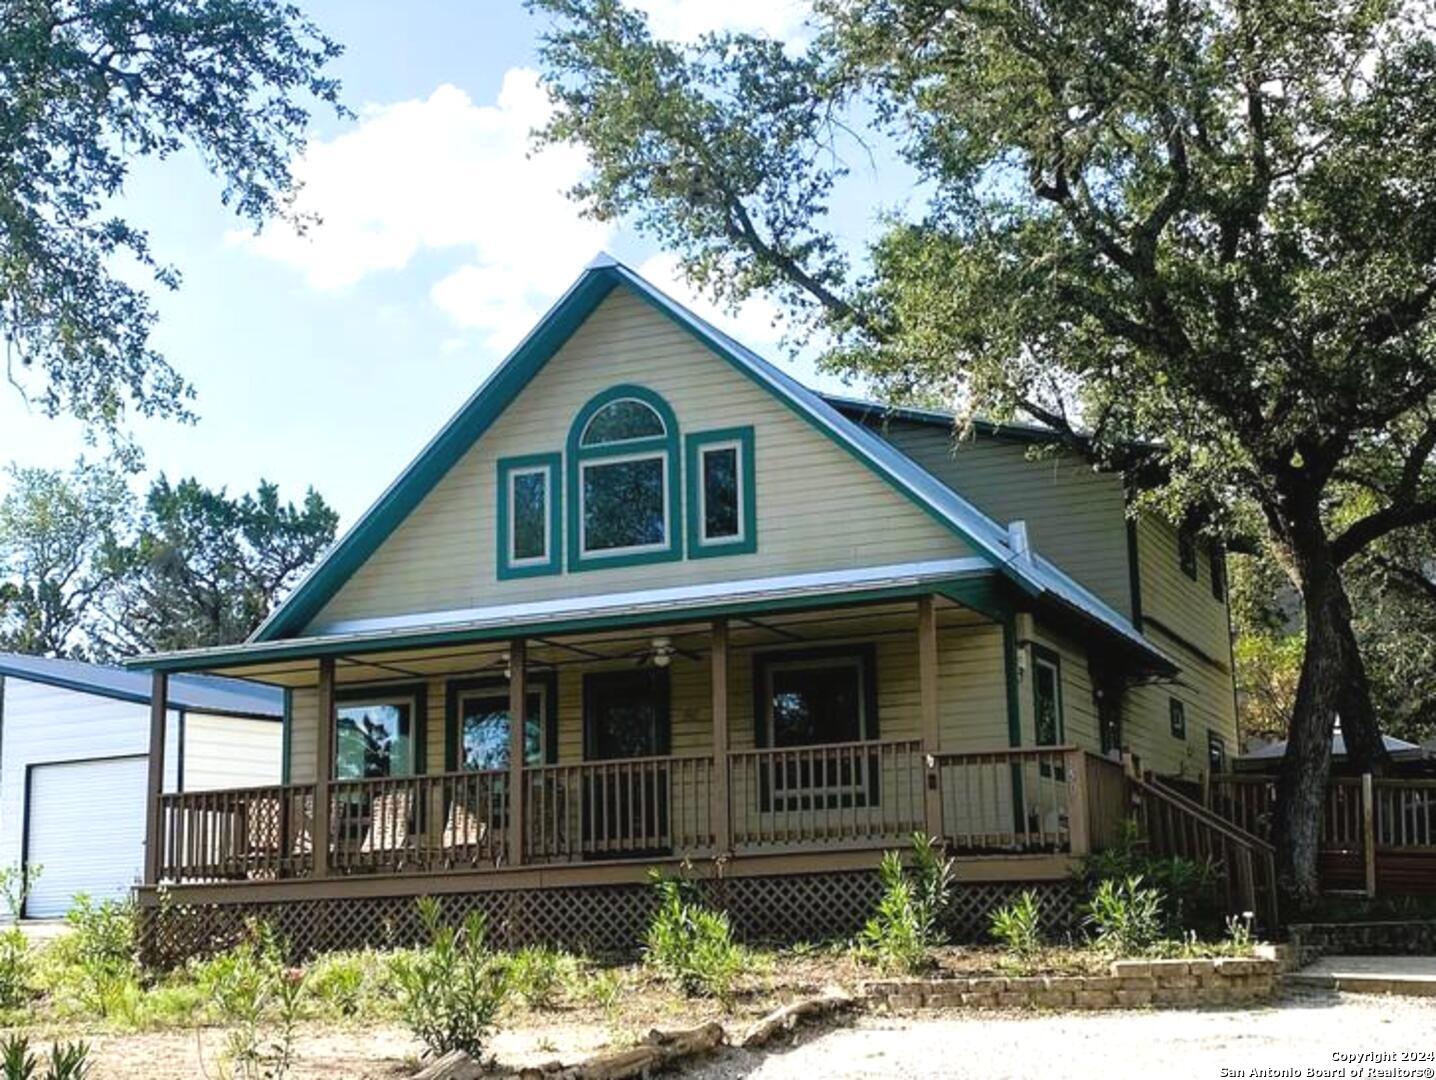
685, 426, 757, 559
1125, 517, 1144, 628
936, 577, 1012, 622
1029, 643, 1065, 746
136, 576, 991, 672
280, 687, 293, 785
1169, 696, 1187, 740
334, 682, 429, 778
496, 453, 562, 579
566, 384, 683, 573
1001, 612, 1022, 748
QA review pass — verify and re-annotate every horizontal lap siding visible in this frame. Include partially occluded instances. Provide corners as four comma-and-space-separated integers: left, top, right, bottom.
1122, 515, 1237, 778
308, 291, 969, 630
1028, 623, 1100, 753
181, 713, 282, 791
867, 422, 1132, 619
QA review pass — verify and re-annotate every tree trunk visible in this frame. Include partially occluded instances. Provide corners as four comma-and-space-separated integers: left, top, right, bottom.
1334, 621, 1388, 775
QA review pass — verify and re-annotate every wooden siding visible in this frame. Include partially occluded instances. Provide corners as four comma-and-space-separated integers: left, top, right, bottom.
860, 420, 1132, 618
307, 290, 970, 632
1123, 515, 1238, 778
180, 713, 282, 792
283, 616, 1010, 785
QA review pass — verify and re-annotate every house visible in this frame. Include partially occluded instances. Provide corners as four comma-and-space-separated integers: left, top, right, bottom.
0, 653, 283, 917
123, 255, 1237, 958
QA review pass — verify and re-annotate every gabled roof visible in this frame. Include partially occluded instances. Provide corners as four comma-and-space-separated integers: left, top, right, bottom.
236, 255, 1167, 671
0, 652, 283, 719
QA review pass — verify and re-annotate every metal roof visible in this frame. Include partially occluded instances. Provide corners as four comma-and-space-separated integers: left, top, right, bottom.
0, 652, 283, 718
148, 253, 1169, 674
1239, 732, 1426, 762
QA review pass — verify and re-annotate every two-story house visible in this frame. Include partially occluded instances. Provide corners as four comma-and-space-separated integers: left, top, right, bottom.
128, 255, 1236, 959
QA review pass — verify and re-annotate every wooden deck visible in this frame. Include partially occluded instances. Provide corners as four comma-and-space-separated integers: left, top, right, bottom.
148, 745, 1126, 900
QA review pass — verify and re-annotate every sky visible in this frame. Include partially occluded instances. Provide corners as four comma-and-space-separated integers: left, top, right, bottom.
0, 0, 914, 528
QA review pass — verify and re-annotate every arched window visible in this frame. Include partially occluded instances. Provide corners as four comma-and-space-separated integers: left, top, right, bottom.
567, 385, 682, 569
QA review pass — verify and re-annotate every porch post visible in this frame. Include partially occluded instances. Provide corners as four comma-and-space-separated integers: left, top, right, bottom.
142, 670, 168, 886
917, 595, 944, 839
508, 639, 527, 867
711, 618, 731, 855
313, 657, 335, 879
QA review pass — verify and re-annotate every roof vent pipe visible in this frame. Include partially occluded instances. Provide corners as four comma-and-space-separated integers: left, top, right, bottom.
1008, 520, 1031, 559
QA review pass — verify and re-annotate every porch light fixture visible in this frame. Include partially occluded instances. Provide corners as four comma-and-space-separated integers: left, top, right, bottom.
651, 636, 675, 668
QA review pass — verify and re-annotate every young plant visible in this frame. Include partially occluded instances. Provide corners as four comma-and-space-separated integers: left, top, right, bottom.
1083, 876, 1165, 957
858, 834, 956, 974
507, 946, 570, 1010
0, 866, 40, 923
196, 921, 305, 1080
53, 895, 139, 1019
0, 1036, 90, 1080
989, 890, 1043, 966
391, 898, 507, 1058
643, 871, 745, 1002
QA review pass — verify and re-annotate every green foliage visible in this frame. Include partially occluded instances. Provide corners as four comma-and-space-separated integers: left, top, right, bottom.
0, 0, 345, 441
0, 928, 33, 1013
1080, 821, 1220, 936
0, 1036, 90, 1080
1084, 877, 1166, 957
583, 968, 623, 1015
49, 895, 139, 1019
643, 871, 746, 1002
391, 898, 507, 1058
305, 950, 397, 1020
507, 946, 575, 1010
988, 891, 1043, 965
858, 834, 955, 974
193, 921, 306, 1079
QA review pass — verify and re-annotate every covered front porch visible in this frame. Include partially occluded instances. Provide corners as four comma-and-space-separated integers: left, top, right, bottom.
134, 574, 1136, 910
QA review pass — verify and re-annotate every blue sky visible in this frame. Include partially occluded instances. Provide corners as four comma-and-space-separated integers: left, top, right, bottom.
0, 1, 912, 527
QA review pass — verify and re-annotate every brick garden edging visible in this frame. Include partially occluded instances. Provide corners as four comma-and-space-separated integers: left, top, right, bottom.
863, 957, 1279, 1011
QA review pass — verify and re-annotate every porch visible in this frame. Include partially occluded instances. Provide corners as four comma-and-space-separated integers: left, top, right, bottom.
135, 590, 1137, 915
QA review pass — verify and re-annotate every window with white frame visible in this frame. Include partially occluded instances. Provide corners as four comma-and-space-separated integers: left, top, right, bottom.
686, 426, 756, 556
497, 454, 560, 578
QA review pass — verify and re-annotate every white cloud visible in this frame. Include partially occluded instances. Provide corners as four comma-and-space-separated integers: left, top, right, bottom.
233, 69, 611, 349
628, 0, 811, 43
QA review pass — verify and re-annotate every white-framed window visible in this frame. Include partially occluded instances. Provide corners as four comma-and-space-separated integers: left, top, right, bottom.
496, 453, 560, 578
579, 450, 670, 557
686, 426, 756, 557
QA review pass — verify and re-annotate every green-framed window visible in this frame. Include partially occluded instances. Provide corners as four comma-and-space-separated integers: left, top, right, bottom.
685, 426, 756, 558
1170, 697, 1187, 739
1178, 526, 1198, 580
567, 385, 682, 571
497, 453, 562, 579
1031, 645, 1064, 747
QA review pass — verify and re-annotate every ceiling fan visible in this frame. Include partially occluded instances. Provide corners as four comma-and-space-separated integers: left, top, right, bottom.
630, 635, 698, 668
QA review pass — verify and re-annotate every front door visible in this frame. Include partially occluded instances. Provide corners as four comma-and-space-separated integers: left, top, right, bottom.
582, 668, 671, 855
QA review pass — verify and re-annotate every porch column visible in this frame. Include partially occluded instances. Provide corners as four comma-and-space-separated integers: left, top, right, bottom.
918, 596, 944, 839
508, 639, 527, 867
711, 618, 731, 855
313, 656, 336, 879
142, 670, 168, 885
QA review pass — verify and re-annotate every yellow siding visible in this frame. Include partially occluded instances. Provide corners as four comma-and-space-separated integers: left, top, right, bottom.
1122, 514, 1238, 778
308, 289, 970, 631
869, 420, 1133, 618
1027, 621, 1101, 754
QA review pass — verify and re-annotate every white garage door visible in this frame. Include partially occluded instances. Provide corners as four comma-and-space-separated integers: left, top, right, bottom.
25, 756, 148, 918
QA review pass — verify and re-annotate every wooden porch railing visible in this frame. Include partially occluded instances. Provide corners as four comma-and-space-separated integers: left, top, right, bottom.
727, 739, 925, 851
935, 746, 1077, 853
523, 754, 715, 862
1138, 773, 1279, 929
157, 783, 316, 883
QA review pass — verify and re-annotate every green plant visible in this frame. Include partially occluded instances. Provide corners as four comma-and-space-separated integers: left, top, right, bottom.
643, 871, 746, 1002
392, 898, 507, 1058
1084, 876, 1165, 956
51, 894, 139, 1019
307, 950, 396, 1019
0, 927, 33, 1012
989, 890, 1043, 965
507, 946, 572, 1010
0, 1037, 90, 1080
195, 921, 305, 1079
1079, 822, 1219, 935
858, 834, 956, 974
585, 968, 623, 1015
0, 866, 40, 922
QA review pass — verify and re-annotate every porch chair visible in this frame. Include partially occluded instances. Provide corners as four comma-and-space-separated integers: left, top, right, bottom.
441, 799, 496, 868
358, 790, 413, 869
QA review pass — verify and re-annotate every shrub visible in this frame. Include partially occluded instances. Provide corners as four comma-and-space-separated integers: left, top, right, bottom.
307, 950, 396, 1019
858, 834, 955, 974
1079, 822, 1218, 935
392, 898, 507, 1058
1083, 876, 1165, 956
584, 968, 623, 1015
0, 928, 32, 1013
0, 1036, 90, 1080
643, 871, 745, 1002
0, 866, 40, 922
195, 921, 305, 1079
46, 895, 139, 1019
507, 946, 572, 1010
989, 890, 1043, 964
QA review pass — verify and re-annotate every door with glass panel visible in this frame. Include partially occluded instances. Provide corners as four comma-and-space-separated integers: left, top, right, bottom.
333, 690, 422, 863
582, 669, 671, 856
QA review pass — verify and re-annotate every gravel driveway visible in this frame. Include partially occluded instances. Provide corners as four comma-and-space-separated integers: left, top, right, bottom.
687, 991, 1436, 1079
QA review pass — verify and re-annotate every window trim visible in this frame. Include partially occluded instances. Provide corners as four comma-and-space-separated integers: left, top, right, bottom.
1178, 527, 1199, 580
444, 673, 559, 771
333, 682, 428, 779
567, 385, 682, 572
1030, 644, 1065, 746
1207, 729, 1227, 774
685, 426, 757, 558
582, 667, 672, 760
1169, 697, 1187, 740
752, 644, 881, 748
497, 453, 562, 579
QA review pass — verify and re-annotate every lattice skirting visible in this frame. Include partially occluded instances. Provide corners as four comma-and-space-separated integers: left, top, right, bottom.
139, 874, 1079, 968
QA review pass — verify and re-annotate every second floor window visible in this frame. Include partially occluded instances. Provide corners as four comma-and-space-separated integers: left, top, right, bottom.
1170, 697, 1187, 740
1178, 527, 1198, 580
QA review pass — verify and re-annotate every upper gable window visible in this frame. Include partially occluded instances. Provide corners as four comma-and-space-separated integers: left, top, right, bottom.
567, 385, 682, 571
685, 427, 756, 557
497, 453, 561, 578
580, 399, 666, 445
